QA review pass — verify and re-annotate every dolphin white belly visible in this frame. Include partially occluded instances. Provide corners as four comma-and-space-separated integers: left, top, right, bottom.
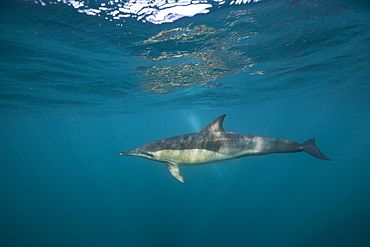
151, 149, 233, 166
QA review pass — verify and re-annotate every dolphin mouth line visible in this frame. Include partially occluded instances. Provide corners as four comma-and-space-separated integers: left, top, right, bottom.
139, 151, 154, 157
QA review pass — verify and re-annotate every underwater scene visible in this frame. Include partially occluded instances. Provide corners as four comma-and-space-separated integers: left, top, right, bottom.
1, 0, 370, 246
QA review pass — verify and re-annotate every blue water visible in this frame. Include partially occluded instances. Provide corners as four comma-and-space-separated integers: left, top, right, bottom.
1, 0, 370, 246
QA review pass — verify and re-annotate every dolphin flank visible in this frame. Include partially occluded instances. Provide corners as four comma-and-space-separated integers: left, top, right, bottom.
120, 114, 332, 183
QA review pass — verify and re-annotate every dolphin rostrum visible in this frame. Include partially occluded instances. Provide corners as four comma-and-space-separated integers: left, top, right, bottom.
120, 114, 331, 183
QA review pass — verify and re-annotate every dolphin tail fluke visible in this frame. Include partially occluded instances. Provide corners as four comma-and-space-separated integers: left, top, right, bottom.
300, 138, 332, 161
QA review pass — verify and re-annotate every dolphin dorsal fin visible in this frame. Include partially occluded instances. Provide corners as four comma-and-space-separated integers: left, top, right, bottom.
200, 114, 226, 134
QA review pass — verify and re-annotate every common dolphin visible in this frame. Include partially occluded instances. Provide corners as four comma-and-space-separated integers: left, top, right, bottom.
120, 114, 331, 183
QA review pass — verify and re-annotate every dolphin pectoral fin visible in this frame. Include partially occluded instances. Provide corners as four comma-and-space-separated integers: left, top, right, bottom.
166, 162, 186, 183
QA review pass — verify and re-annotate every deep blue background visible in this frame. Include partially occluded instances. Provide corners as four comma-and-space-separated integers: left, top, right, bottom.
1, 97, 370, 247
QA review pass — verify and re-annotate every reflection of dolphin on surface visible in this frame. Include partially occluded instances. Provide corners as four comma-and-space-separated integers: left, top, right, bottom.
121, 114, 332, 183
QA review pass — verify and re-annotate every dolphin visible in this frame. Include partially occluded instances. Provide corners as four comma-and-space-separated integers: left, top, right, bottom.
120, 114, 331, 183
